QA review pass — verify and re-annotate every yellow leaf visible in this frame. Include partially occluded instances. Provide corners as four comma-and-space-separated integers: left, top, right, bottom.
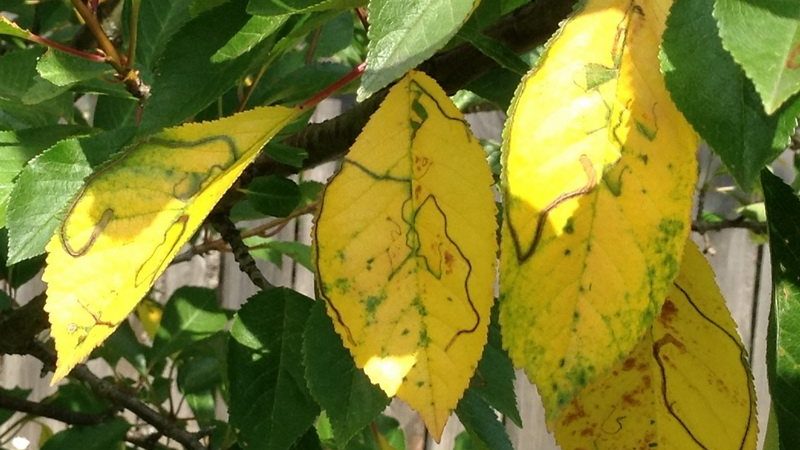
553, 240, 757, 449
43, 106, 299, 383
499, 0, 698, 417
315, 71, 497, 440
135, 297, 163, 339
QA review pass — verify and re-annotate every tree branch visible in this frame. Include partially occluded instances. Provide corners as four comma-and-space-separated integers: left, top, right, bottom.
0, 392, 112, 426
28, 344, 206, 450
209, 213, 274, 291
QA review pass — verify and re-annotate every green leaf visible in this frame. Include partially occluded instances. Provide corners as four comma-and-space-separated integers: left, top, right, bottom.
247, 0, 363, 16
138, 0, 266, 133
0, 16, 33, 39
240, 175, 301, 217
661, 0, 800, 190
135, 0, 194, 70
0, 125, 87, 228
457, 24, 527, 76
211, 14, 288, 62
264, 142, 308, 168
40, 419, 129, 450
247, 237, 313, 270
0, 388, 30, 425
299, 180, 324, 206
185, 390, 217, 426
250, 60, 351, 106
454, 431, 489, 450
228, 288, 320, 450
6, 140, 91, 264
312, 12, 354, 59
45, 382, 111, 415
455, 389, 512, 450
178, 353, 224, 393
469, 306, 520, 426
36, 49, 110, 87
304, 302, 389, 447
6, 128, 134, 264
762, 169, 800, 450
358, 0, 479, 100
715, 0, 800, 114
93, 321, 148, 374
149, 287, 228, 366
466, 0, 528, 29
0, 48, 74, 127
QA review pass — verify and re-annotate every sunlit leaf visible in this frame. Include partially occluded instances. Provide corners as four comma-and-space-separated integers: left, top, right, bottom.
715, 0, 800, 114
553, 241, 757, 449
0, 16, 34, 40
500, 0, 698, 418
661, 0, 800, 190
42, 105, 299, 383
358, 0, 480, 100
315, 70, 497, 439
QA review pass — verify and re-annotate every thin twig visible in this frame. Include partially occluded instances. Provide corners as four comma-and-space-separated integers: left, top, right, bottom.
692, 218, 767, 234
209, 213, 274, 291
70, 0, 148, 99
127, 0, 141, 68
173, 202, 318, 264
0, 392, 112, 426
126, 432, 173, 450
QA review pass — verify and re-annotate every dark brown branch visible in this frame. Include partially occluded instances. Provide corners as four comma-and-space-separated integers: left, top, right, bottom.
126, 431, 173, 450
0, 392, 111, 426
209, 213, 274, 291
29, 344, 205, 450
692, 218, 767, 234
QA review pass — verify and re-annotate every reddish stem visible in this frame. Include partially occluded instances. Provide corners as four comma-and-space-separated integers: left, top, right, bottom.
355, 7, 369, 31
300, 62, 366, 110
28, 34, 107, 62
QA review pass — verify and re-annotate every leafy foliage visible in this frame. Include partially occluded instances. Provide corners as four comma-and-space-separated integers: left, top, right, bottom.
0, 0, 796, 449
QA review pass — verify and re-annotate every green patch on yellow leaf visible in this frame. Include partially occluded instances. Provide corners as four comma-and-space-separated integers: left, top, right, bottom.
42, 105, 299, 383
315, 71, 497, 440
553, 241, 757, 449
500, 0, 698, 418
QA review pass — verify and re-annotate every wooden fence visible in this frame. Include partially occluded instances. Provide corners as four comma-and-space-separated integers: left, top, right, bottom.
0, 100, 781, 449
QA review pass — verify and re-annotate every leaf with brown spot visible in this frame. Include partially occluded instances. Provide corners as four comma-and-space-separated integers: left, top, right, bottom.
499, 0, 697, 418
552, 240, 757, 450
315, 71, 497, 440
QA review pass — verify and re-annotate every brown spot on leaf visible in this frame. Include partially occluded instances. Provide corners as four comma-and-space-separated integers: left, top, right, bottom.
787, 43, 800, 69
622, 391, 640, 406
623, 357, 637, 371
444, 250, 454, 274
660, 299, 678, 325
561, 402, 587, 425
